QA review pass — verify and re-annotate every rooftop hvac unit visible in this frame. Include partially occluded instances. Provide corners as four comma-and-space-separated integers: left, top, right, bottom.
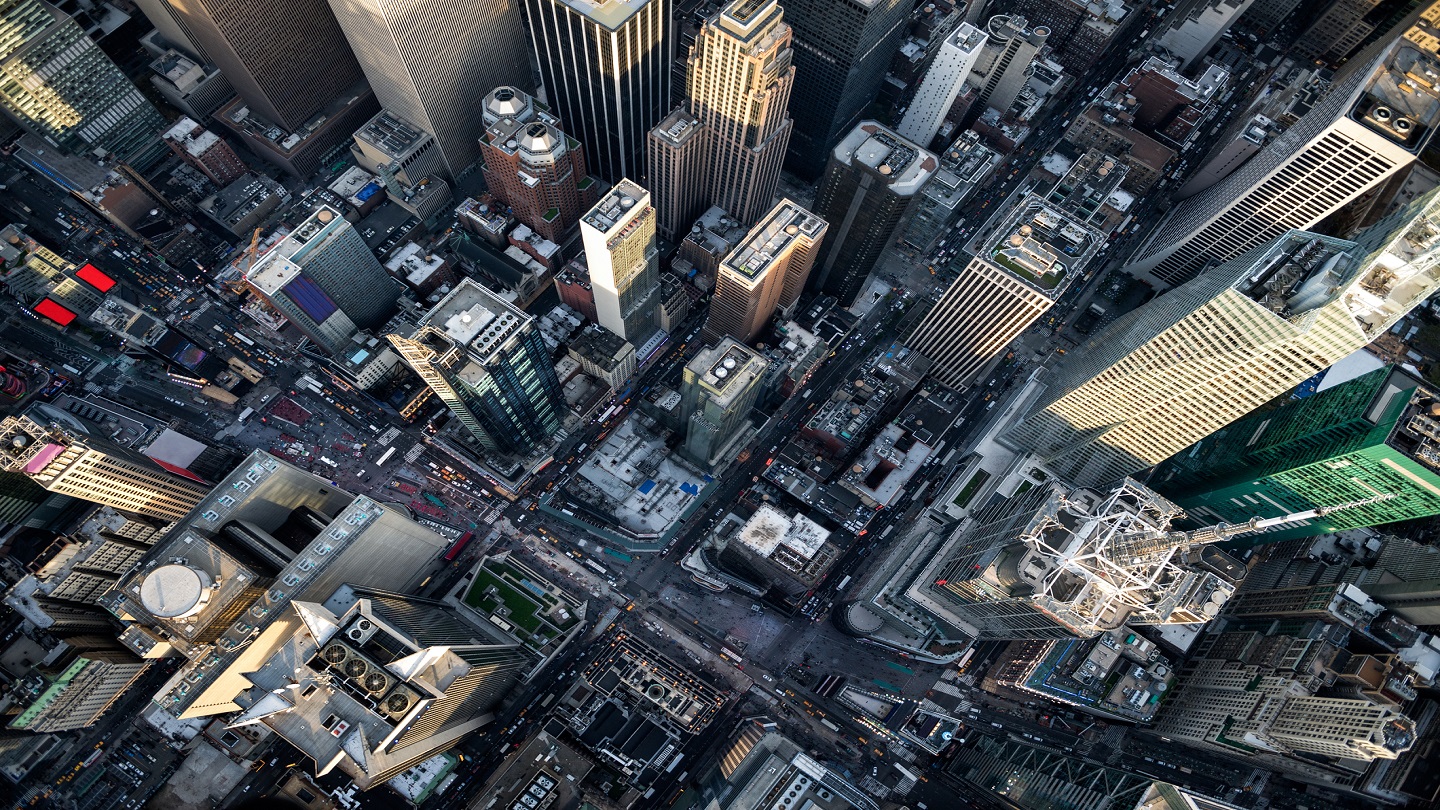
381, 686, 419, 721
321, 643, 350, 666
346, 617, 379, 644
361, 669, 392, 695
343, 657, 369, 679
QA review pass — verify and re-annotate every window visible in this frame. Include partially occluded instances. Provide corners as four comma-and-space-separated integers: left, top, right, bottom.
321, 714, 340, 730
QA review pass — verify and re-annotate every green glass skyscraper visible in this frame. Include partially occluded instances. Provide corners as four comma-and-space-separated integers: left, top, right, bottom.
0, 0, 165, 160
1152, 366, 1440, 543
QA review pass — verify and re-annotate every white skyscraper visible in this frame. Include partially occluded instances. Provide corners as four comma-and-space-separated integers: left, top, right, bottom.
896, 22, 987, 147
581, 179, 661, 342
1125, 8, 1440, 288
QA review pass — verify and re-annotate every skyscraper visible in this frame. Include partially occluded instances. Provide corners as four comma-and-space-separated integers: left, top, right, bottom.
140, 0, 366, 132
326, 0, 531, 175
782, 0, 911, 178
6, 646, 150, 733
226, 585, 531, 788
704, 200, 827, 343
101, 452, 534, 787
1292, 0, 1383, 65
0, 0, 165, 161
907, 192, 1100, 389
246, 207, 403, 354
389, 279, 565, 456
522, 0, 672, 182
894, 478, 1245, 641
1124, 8, 1440, 288
966, 14, 1048, 119
681, 339, 768, 469
647, 108, 710, 240
1005, 0, 1127, 76
687, 0, 795, 224
1005, 189, 1440, 487
808, 122, 937, 306
896, 22, 987, 148
1155, 659, 1415, 772
478, 86, 600, 243
580, 179, 662, 342
1153, 366, 1440, 542
0, 416, 210, 521
1156, 0, 1257, 70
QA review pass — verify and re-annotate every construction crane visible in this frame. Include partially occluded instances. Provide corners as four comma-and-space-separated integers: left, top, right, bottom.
224, 227, 263, 296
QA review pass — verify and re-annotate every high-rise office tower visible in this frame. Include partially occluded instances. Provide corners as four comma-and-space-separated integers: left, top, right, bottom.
1241, 0, 1303, 35
893, 478, 1246, 641
327, 0, 531, 175
0, 0, 165, 161
522, 0, 672, 182
1155, 659, 1415, 770
1157, 0, 1256, 70
687, 0, 795, 225
1005, 190, 1440, 487
681, 339, 768, 469
808, 122, 936, 307
350, 109, 444, 185
1293, 0, 1383, 65
226, 585, 531, 787
907, 192, 1099, 390
703, 200, 827, 343
0, 416, 210, 521
7, 645, 150, 733
140, 0, 365, 132
389, 279, 565, 456
782, 0, 911, 179
1153, 366, 1440, 542
1005, 0, 1127, 76
966, 14, 1049, 119
246, 206, 403, 354
1124, 9, 1440, 288
647, 108, 709, 240
580, 179, 662, 342
478, 86, 600, 243
896, 22, 987, 147
102, 452, 536, 787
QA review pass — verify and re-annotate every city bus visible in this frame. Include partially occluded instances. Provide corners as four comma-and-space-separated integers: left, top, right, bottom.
443, 531, 474, 561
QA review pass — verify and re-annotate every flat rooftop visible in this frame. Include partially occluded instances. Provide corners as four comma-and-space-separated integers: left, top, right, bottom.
737, 504, 829, 561
421, 279, 529, 356
691, 340, 766, 406
246, 206, 347, 294
354, 110, 429, 158
836, 122, 936, 195
553, 0, 655, 32
583, 178, 649, 234
974, 192, 1102, 298
723, 200, 826, 280
651, 108, 702, 147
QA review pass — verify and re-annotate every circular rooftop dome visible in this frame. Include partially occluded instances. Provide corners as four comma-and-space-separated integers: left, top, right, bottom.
519, 122, 557, 155
140, 564, 212, 619
485, 86, 528, 119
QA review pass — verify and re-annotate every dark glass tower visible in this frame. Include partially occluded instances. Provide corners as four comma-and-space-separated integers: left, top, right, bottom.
522, 0, 673, 182
0, 0, 165, 161
389, 279, 566, 456
808, 122, 935, 306
1153, 366, 1440, 544
781, 0, 910, 179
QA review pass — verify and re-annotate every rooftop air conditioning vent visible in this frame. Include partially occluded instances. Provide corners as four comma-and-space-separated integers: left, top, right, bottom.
322, 643, 349, 665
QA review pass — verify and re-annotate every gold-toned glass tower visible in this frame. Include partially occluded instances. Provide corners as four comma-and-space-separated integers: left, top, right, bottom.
0, 416, 210, 521
1005, 188, 1440, 487
690, 0, 795, 224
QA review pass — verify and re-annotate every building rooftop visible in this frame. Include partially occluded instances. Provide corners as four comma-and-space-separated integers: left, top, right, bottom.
553, 0, 655, 31
583, 178, 649, 234
570, 324, 632, 370
246, 206, 347, 294
385, 242, 446, 287
972, 192, 1102, 298
353, 110, 429, 159
421, 279, 529, 358
736, 504, 830, 561
691, 340, 767, 407
834, 122, 937, 195
163, 118, 221, 157
722, 200, 826, 280
651, 107, 702, 147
